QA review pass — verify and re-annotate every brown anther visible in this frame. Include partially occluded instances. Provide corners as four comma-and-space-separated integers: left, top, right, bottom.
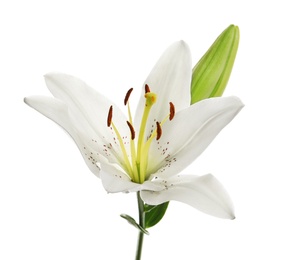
145, 84, 150, 93
169, 102, 175, 121
107, 106, 113, 127
156, 121, 162, 140
124, 88, 133, 106
126, 121, 136, 140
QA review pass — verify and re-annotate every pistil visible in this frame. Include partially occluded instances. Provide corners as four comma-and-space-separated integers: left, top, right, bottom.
137, 92, 157, 161
136, 91, 157, 183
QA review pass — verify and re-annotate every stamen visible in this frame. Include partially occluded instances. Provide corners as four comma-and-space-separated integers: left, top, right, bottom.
110, 120, 134, 180
169, 102, 175, 121
145, 84, 150, 93
107, 106, 113, 127
124, 88, 133, 106
126, 121, 135, 140
156, 121, 162, 140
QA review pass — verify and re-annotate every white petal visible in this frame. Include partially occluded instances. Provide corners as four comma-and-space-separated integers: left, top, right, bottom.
24, 96, 101, 177
141, 174, 235, 219
134, 41, 192, 137
147, 96, 244, 178
100, 161, 140, 192
100, 160, 165, 193
44, 73, 130, 159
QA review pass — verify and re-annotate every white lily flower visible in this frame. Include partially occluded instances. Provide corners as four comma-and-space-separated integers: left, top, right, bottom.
25, 41, 243, 219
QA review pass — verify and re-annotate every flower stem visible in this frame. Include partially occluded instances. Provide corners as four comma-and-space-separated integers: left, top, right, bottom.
135, 192, 145, 260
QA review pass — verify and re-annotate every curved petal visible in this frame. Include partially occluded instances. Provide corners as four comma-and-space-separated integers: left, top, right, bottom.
141, 174, 235, 219
147, 96, 244, 178
44, 73, 131, 159
24, 96, 101, 177
100, 161, 140, 192
134, 41, 192, 138
100, 160, 165, 193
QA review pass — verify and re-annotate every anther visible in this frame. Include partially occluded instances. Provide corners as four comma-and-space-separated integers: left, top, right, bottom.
156, 121, 162, 140
124, 88, 133, 106
169, 102, 175, 121
107, 106, 113, 127
145, 84, 150, 93
126, 121, 136, 140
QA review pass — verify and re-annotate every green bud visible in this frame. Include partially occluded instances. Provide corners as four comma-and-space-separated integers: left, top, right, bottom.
191, 25, 240, 104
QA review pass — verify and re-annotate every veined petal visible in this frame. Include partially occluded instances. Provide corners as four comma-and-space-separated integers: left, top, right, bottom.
44, 73, 130, 159
141, 174, 235, 219
135, 41, 192, 136
24, 96, 101, 177
148, 96, 244, 177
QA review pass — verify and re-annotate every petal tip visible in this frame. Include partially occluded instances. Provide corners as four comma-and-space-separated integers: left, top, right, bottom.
44, 72, 73, 84
176, 40, 190, 52
223, 96, 244, 111
168, 40, 190, 56
231, 96, 245, 109
24, 96, 33, 106
44, 72, 62, 82
178, 39, 187, 46
44, 72, 55, 79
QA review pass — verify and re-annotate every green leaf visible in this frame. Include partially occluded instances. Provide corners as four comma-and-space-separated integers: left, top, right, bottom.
144, 202, 169, 228
120, 214, 149, 235
191, 24, 240, 104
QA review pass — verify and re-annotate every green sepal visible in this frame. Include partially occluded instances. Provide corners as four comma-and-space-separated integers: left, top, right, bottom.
144, 202, 169, 228
120, 214, 149, 235
191, 24, 240, 104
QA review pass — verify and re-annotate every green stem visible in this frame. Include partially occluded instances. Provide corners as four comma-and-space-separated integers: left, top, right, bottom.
135, 192, 145, 260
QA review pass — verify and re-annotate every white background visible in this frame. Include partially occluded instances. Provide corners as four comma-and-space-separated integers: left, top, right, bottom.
1, 0, 285, 259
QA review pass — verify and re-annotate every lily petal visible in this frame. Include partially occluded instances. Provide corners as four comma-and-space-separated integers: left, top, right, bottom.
44, 73, 130, 159
148, 96, 244, 178
135, 41, 192, 137
141, 174, 235, 219
24, 96, 101, 176
100, 160, 164, 193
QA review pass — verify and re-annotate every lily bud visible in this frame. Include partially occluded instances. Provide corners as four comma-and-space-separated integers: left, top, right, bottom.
191, 25, 240, 104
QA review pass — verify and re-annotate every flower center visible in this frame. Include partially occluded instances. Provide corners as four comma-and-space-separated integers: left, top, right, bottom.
107, 85, 175, 184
